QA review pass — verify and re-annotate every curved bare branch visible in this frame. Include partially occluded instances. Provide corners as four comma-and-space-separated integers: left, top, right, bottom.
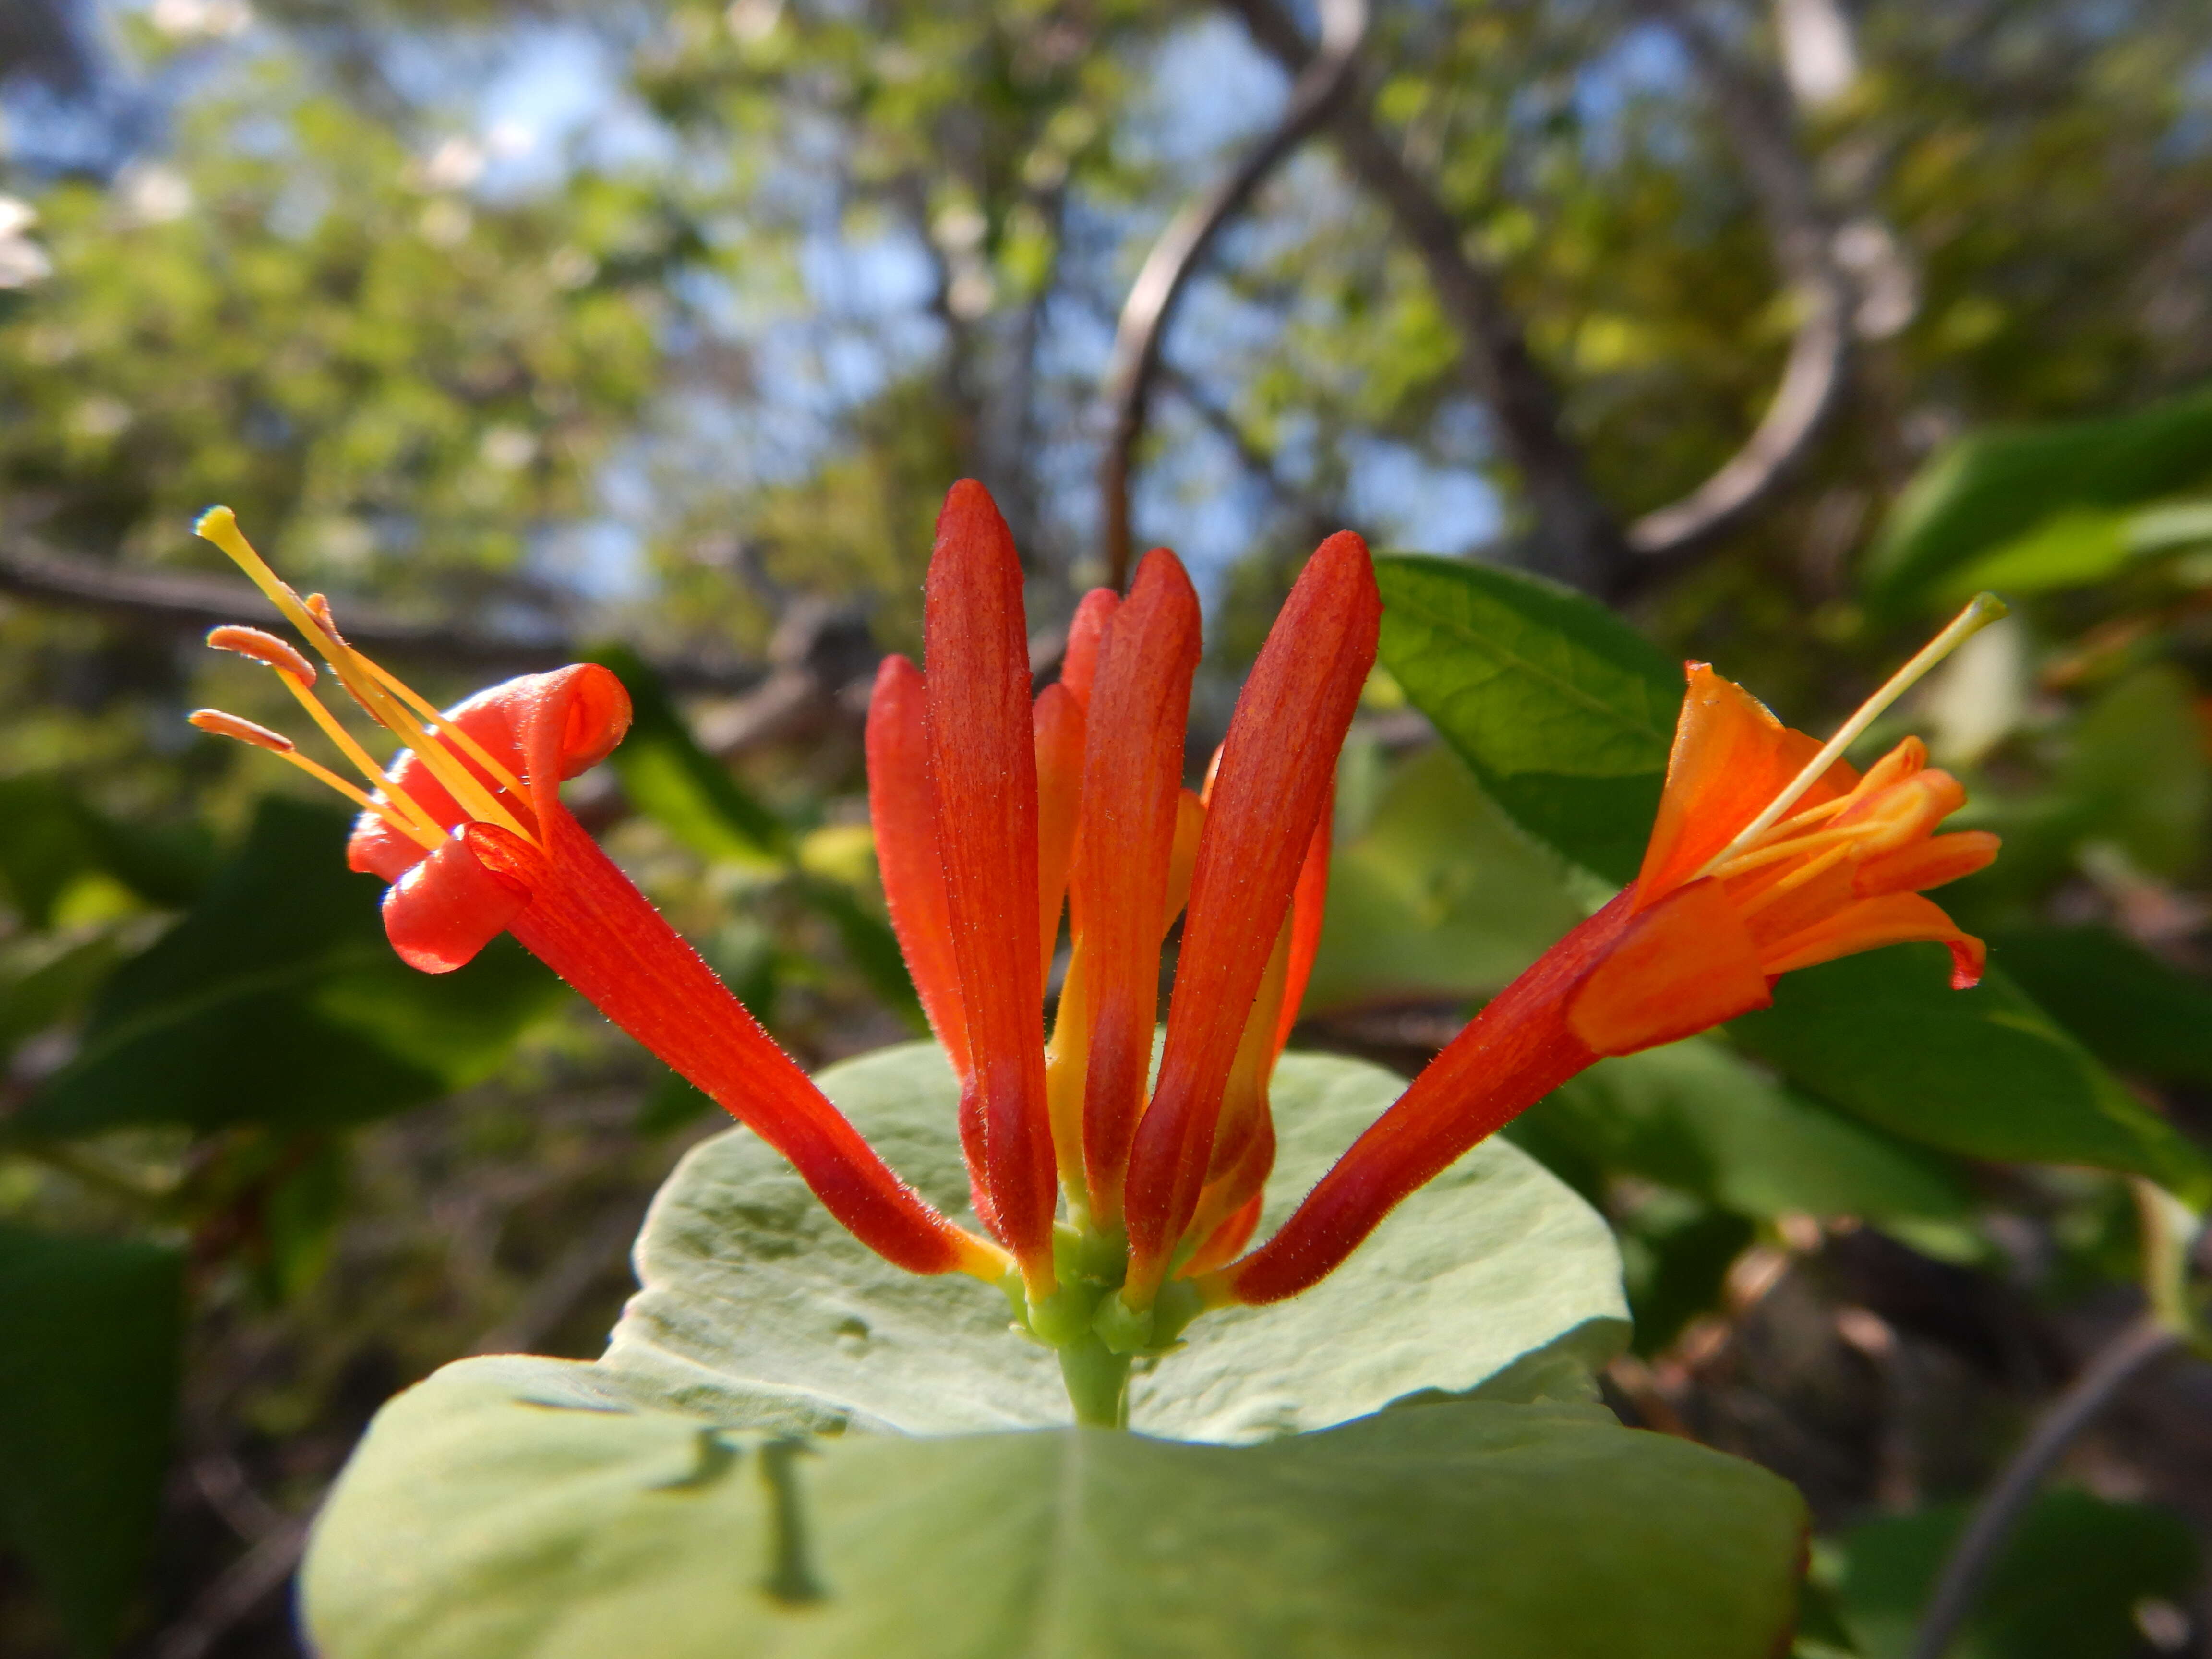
1217, 0, 1632, 594
0, 537, 769, 694
1908, 1316, 2183, 1659
1623, 0, 1855, 564
1100, 0, 1369, 592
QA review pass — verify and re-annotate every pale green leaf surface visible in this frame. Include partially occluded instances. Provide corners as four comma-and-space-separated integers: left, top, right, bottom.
301, 1355, 1805, 1659
604, 1043, 1630, 1441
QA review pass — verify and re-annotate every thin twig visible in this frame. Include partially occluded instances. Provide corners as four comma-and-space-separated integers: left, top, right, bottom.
0, 537, 768, 694
1907, 1315, 2184, 1659
1622, 0, 1854, 568
151, 1515, 312, 1659
1100, 0, 1369, 592
1217, 0, 1632, 595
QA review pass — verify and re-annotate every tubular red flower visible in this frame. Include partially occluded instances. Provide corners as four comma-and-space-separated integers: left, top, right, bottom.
1214, 650, 2000, 1307
190, 513, 1006, 1286
922, 482, 1060, 1294
1033, 682, 1086, 999
1067, 548, 1202, 1225
866, 655, 970, 1080
1121, 531, 1380, 1302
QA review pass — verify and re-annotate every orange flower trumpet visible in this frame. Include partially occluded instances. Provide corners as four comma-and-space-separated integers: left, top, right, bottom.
189, 485, 1998, 1420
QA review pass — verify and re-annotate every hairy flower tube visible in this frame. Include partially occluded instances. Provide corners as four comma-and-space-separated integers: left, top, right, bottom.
189, 487, 1999, 1428
1202, 596, 2006, 1310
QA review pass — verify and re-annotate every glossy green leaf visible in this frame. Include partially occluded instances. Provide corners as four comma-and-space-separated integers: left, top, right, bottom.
605, 1043, 1631, 1442
1861, 380, 2212, 614
593, 645, 789, 866
18, 798, 565, 1135
301, 1355, 1806, 1659
1987, 925, 2212, 1085
1374, 555, 2209, 1192
1305, 746, 1587, 1012
2057, 665, 2209, 878
1829, 1490, 2198, 1659
0, 774, 210, 927
1373, 554, 1677, 883
0, 931, 122, 1064
1512, 1037, 1969, 1225
0, 1226, 184, 1659
1935, 497, 2212, 604
1730, 946, 2210, 1200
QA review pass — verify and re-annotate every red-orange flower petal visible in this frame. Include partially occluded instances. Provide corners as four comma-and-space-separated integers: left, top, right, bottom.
1122, 531, 1379, 1298
381, 837, 529, 973
1060, 588, 1121, 709
1070, 548, 1202, 1223
1565, 877, 1773, 1056
1759, 891, 1988, 987
866, 655, 970, 1080
1221, 890, 1635, 1306
1033, 682, 1086, 998
923, 481, 1058, 1286
466, 813, 998, 1277
1634, 664, 1853, 906
346, 665, 628, 882
1273, 806, 1331, 1057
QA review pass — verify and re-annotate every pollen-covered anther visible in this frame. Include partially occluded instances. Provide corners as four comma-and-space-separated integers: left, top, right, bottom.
207, 625, 316, 685
188, 708, 295, 751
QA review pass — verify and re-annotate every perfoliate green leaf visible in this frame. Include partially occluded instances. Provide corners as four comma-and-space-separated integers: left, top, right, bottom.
0, 1226, 184, 1659
302, 1357, 1806, 1659
300, 1050, 1805, 1659
18, 798, 565, 1135
1860, 379, 2212, 615
1730, 946, 2211, 1201
606, 1043, 1630, 1441
1372, 554, 1676, 884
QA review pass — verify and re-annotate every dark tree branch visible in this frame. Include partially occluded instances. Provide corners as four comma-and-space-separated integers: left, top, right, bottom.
0, 538, 769, 694
1218, 0, 1633, 595
1908, 1316, 2184, 1659
1623, 0, 1854, 567
1100, 0, 1368, 592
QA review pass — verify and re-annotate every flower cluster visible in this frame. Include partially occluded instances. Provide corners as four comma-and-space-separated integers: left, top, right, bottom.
189, 485, 1998, 1397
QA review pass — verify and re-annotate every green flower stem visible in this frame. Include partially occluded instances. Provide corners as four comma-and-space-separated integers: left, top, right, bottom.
1057, 1332, 1133, 1429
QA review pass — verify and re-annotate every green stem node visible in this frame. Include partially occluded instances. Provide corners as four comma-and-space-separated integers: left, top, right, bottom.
1057, 1334, 1133, 1429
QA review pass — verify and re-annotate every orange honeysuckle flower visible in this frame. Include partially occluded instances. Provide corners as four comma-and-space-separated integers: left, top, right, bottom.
187, 477, 1999, 1407
185, 487, 1373, 1359
864, 483, 1373, 1333
1208, 598, 2005, 1308
186, 507, 1008, 1286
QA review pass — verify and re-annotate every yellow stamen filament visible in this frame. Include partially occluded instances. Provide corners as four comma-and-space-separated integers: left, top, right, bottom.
273, 670, 451, 844
1731, 842, 1857, 922
190, 710, 441, 849
193, 508, 536, 844
1696, 593, 2007, 879
1712, 818, 1877, 884
357, 652, 531, 803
